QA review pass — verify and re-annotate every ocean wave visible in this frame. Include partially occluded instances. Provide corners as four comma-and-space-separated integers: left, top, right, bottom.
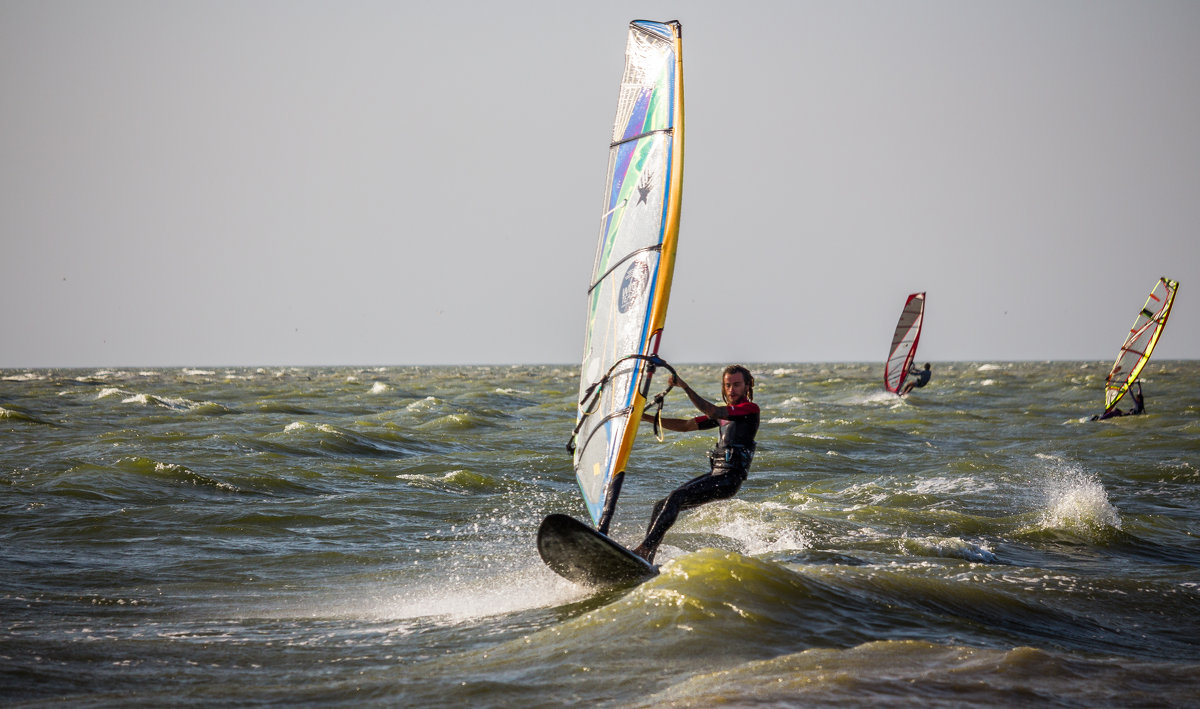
395, 469, 504, 495
405, 396, 443, 412
2, 372, 46, 382
256, 402, 318, 415
521, 548, 954, 661
45, 457, 242, 500
143, 459, 240, 491
95, 387, 235, 414
844, 390, 901, 405
274, 421, 444, 459
663, 500, 818, 558
416, 412, 497, 432
638, 640, 1200, 708
0, 405, 55, 425
896, 535, 999, 563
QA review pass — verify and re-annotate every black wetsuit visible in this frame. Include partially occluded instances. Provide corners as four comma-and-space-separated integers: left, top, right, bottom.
638, 401, 760, 561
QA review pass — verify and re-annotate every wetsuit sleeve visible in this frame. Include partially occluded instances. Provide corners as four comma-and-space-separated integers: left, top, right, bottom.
693, 401, 759, 429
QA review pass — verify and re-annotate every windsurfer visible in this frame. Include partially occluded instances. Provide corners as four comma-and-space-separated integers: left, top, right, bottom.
1092, 381, 1145, 421
631, 365, 760, 563
901, 363, 932, 395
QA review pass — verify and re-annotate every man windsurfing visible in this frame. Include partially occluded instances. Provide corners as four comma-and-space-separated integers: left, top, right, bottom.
631, 364, 760, 563
901, 363, 932, 395
1092, 381, 1145, 421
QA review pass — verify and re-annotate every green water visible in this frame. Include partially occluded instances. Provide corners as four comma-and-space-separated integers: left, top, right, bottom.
2, 361, 1198, 706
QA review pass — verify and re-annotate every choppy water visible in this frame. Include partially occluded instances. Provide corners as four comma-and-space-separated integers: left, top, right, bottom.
2, 361, 1199, 707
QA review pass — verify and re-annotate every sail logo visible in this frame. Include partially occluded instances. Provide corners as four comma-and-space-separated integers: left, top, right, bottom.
637, 171, 654, 205
618, 260, 649, 313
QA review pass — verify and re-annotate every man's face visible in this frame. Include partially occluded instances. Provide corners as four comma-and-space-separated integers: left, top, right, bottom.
723, 372, 747, 405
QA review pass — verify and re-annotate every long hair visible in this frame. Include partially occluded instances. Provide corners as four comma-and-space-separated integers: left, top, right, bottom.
722, 364, 755, 404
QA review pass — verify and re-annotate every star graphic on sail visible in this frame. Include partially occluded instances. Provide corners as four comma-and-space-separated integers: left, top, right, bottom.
637, 172, 654, 205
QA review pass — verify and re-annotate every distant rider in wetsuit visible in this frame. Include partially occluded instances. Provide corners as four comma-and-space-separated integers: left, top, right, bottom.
901, 363, 932, 395
1092, 381, 1145, 421
631, 364, 760, 563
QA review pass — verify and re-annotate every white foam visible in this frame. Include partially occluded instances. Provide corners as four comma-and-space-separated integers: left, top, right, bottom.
406, 396, 439, 411
683, 502, 817, 557
909, 475, 999, 496
2, 372, 44, 382
839, 390, 900, 406
1036, 463, 1121, 532
910, 535, 998, 563
373, 570, 586, 622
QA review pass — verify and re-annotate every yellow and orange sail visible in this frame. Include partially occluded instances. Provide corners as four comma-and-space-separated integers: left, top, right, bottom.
1103, 277, 1178, 414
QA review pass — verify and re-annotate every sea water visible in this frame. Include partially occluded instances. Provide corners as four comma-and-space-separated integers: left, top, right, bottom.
2, 361, 1198, 706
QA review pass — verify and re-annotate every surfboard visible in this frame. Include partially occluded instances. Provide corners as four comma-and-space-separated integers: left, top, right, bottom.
537, 514, 658, 588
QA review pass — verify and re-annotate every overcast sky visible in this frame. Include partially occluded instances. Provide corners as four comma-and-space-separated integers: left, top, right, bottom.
3, 0, 1198, 368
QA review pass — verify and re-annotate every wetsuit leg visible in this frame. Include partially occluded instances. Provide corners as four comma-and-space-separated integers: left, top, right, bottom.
646, 497, 669, 536
637, 472, 744, 562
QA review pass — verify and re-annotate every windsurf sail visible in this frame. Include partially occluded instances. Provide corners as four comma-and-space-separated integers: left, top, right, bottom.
1102, 277, 1179, 414
570, 20, 684, 534
884, 292, 925, 394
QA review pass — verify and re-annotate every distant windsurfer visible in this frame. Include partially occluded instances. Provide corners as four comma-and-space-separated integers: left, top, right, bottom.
1092, 381, 1145, 421
631, 365, 760, 563
900, 363, 932, 395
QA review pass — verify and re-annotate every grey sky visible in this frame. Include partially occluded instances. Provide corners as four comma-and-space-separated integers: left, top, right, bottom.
3, 1, 1198, 367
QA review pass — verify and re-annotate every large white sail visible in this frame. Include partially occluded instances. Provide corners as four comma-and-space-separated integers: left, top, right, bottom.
571, 20, 684, 533
884, 292, 925, 394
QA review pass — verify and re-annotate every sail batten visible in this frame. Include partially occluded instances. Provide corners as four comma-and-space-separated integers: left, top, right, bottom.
573, 20, 684, 531
1103, 277, 1178, 414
